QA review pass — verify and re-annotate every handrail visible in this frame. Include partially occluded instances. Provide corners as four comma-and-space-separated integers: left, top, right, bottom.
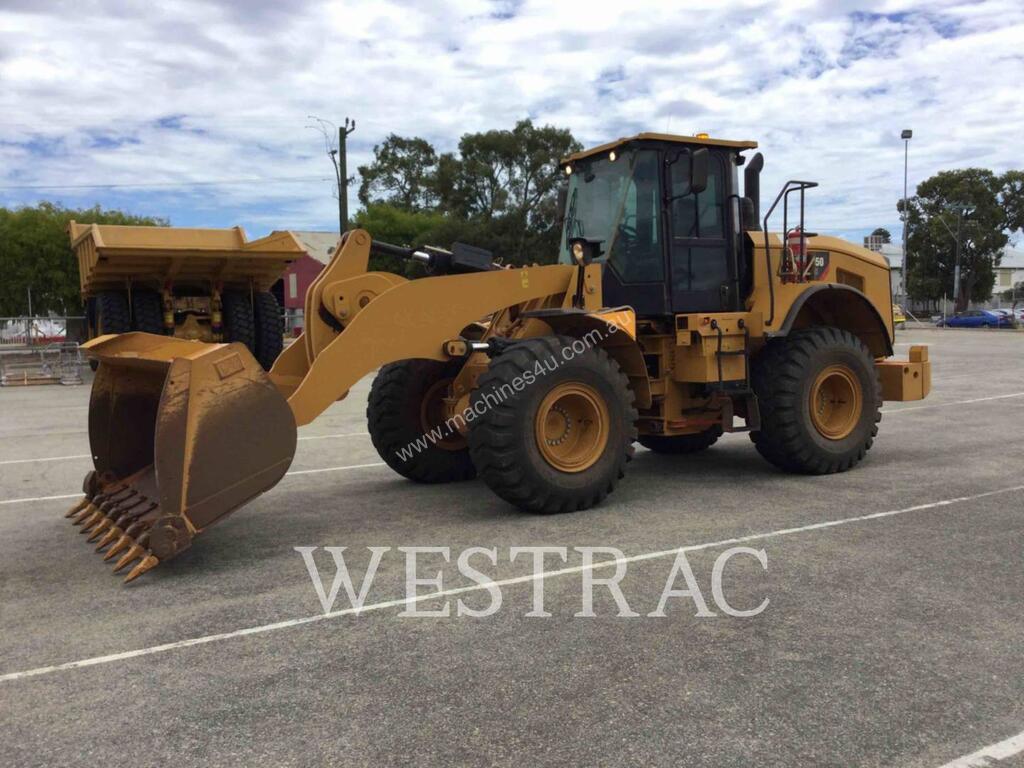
761, 180, 818, 326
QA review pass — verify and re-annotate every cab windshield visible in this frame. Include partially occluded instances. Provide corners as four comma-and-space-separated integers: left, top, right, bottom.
558, 148, 663, 283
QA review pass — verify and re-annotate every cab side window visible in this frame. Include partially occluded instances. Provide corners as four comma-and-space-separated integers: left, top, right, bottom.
671, 158, 725, 240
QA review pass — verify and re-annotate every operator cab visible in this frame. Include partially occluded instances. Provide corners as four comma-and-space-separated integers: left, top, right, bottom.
558, 133, 762, 317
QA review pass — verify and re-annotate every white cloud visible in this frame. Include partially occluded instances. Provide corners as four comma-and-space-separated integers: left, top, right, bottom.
0, 0, 1021, 240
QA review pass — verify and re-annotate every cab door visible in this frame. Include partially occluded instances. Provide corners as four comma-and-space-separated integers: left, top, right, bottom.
668, 150, 733, 313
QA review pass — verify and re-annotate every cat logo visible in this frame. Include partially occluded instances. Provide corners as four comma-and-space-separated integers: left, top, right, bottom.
520, 269, 530, 289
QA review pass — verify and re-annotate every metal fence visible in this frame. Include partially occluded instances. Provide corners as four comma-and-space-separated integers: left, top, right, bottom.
0, 316, 85, 347
0, 342, 84, 386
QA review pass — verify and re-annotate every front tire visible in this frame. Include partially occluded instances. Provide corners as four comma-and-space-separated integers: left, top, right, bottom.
469, 336, 637, 513
750, 327, 881, 474
368, 359, 476, 483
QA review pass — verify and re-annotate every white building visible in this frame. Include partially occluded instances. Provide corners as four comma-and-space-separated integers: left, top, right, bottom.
869, 242, 1024, 305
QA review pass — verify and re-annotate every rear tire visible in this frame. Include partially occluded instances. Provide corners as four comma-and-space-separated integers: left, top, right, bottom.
639, 427, 722, 454
750, 327, 881, 474
91, 291, 130, 371
222, 291, 255, 352
468, 336, 637, 514
131, 289, 164, 334
95, 291, 130, 335
367, 359, 476, 483
253, 291, 283, 370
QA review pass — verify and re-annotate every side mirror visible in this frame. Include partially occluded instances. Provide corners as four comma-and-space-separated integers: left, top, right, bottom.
556, 185, 568, 224
690, 148, 709, 195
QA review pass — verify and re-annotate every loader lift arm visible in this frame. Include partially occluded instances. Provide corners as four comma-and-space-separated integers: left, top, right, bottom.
269, 230, 586, 425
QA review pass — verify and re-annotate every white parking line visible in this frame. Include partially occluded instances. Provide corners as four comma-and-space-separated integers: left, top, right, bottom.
0, 432, 371, 467
297, 431, 369, 441
1, 482, 1020, 684
883, 391, 1024, 413
0, 461, 388, 506
0, 492, 82, 505
936, 729, 1024, 767
0, 454, 90, 466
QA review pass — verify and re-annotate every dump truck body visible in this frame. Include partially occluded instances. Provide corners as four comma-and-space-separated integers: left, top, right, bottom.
64, 133, 931, 583
68, 222, 305, 369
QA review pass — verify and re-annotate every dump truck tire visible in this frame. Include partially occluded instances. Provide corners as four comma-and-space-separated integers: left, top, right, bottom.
469, 336, 637, 514
367, 359, 476, 483
131, 290, 164, 334
253, 291, 283, 371
222, 291, 255, 351
91, 292, 130, 370
96, 291, 130, 335
750, 326, 881, 474
639, 427, 721, 454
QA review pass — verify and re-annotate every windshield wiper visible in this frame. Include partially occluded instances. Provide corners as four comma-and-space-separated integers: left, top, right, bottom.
563, 187, 583, 240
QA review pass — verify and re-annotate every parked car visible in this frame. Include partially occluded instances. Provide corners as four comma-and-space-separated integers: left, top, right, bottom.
936, 309, 1013, 328
990, 308, 1023, 325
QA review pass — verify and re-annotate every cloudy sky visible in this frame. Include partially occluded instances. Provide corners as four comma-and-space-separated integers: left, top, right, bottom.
1, 0, 1021, 245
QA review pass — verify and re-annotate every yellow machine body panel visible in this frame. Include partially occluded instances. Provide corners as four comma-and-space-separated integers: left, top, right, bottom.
747, 232, 895, 342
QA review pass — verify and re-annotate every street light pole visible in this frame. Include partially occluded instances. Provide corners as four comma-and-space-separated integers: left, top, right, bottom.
901, 129, 912, 292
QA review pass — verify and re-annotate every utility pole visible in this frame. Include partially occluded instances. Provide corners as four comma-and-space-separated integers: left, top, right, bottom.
308, 116, 356, 234
900, 129, 912, 294
338, 118, 355, 233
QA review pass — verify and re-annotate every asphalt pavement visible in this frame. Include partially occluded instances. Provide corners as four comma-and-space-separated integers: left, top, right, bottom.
1, 328, 1022, 767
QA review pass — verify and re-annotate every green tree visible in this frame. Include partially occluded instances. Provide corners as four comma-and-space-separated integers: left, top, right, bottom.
439, 119, 581, 263
1001, 170, 1024, 233
352, 203, 447, 274
869, 227, 892, 243
901, 169, 1011, 309
0, 202, 167, 316
353, 119, 580, 268
356, 135, 439, 211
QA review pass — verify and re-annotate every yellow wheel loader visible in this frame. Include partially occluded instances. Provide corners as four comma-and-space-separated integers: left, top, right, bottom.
66, 133, 932, 583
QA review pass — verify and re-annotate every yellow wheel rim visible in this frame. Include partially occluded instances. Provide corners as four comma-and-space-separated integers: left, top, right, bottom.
534, 382, 609, 472
419, 378, 465, 451
809, 364, 862, 440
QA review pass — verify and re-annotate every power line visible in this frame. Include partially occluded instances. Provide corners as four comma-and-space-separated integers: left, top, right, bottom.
0, 175, 333, 191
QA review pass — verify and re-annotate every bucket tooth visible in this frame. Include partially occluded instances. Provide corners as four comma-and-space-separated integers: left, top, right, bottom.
95, 527, 122, 551
65, 497, 89, 518
79, 511, 105, 534
72, 503, 98, 525
87, 517, 114, 542
124, 555, 159, 584
104, 535, 134, 561
113, 544, 145, 573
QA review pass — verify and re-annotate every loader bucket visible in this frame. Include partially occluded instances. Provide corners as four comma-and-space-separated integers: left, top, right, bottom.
68, 333, 297, 582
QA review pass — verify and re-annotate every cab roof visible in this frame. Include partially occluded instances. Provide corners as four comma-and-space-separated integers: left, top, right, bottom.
562, 133, 758, 165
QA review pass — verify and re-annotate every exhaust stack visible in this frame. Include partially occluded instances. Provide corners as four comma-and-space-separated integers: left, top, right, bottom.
745, 152, 764, 231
